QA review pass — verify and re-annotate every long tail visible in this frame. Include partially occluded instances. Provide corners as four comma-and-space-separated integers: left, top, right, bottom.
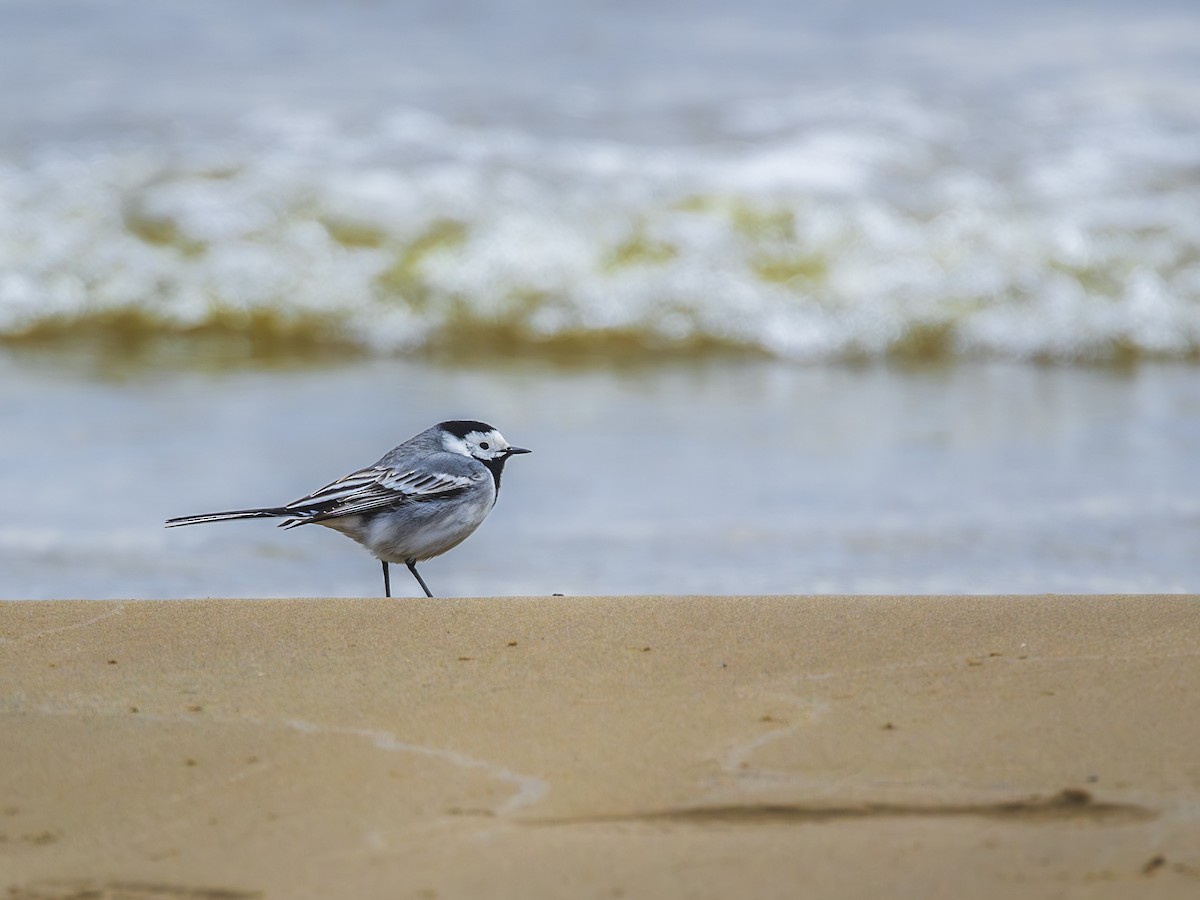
165, 507, 289, 528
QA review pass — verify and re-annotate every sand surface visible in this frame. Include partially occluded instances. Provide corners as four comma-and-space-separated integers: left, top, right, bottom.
2, 595, 1198, 899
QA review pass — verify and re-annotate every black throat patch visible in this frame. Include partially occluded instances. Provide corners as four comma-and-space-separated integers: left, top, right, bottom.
480, 455, 508, 499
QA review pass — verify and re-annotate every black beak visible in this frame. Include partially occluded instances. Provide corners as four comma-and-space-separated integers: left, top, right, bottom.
506, 446, 532, 455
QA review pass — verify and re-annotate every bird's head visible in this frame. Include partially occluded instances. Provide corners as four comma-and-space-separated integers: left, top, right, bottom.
438, 420, 531, 463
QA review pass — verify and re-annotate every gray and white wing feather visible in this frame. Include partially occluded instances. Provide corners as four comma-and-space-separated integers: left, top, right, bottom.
278, 463, 479, 528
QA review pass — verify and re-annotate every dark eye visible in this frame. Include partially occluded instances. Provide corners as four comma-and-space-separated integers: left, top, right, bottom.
478, 441, 490, 450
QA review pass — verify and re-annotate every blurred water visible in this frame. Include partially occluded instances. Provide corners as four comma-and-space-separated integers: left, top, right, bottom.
3, 353, 1198, 598
1, 0, 1198, 597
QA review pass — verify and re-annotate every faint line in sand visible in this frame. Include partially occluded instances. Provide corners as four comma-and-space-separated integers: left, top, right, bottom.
703, 690, 849, 803
283, 719, 549, 816
0, 701, 549, 822
720, 694, 829, 778
0, 603, 126, 645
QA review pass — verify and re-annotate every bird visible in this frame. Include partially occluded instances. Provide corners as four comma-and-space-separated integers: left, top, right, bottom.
165, 420, 530, 598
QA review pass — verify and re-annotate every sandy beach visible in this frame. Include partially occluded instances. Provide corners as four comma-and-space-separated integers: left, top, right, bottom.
2, 595, 1198, 899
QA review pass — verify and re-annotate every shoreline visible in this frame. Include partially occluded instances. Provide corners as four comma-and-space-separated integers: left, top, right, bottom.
3, 595, 1198, 899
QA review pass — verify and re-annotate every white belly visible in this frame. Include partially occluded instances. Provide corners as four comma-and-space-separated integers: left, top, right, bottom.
319, 489, 496, 563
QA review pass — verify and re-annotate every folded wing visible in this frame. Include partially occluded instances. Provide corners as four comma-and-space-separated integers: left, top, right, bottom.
278, 466, 478, 528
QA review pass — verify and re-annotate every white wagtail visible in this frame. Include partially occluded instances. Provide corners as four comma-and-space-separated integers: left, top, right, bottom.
166, 420, 530, 598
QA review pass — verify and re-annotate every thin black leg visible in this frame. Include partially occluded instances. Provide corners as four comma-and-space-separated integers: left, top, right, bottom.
382, 560, 391, 598
406, 559, 434, 598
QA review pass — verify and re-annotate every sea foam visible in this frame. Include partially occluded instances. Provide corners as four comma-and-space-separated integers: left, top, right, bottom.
1, 89, 1197, 362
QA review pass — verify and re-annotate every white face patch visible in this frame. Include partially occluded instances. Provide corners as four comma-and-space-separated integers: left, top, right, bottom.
463, 429, 509, 461
442, 429, 510, 460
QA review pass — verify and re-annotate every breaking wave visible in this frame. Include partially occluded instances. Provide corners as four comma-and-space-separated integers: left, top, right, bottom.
2, 94, 1198, 362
